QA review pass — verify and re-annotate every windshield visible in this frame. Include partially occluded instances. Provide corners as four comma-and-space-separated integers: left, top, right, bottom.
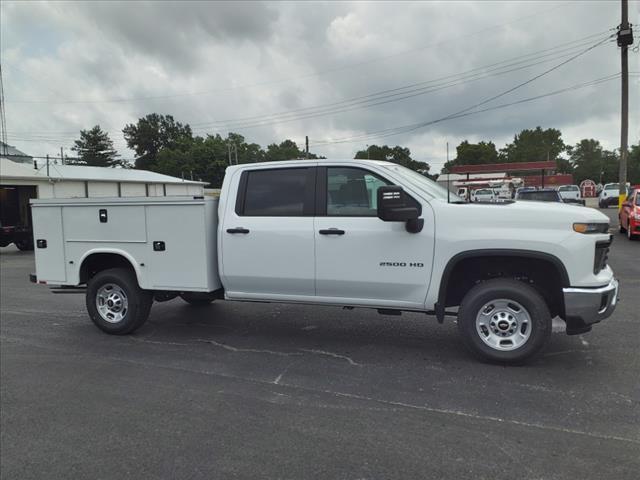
517, 191, 560, 202
382, 164, 462, 201
605, 184, 619, 190
559, 186, 578, 191
636, 195, 640, 206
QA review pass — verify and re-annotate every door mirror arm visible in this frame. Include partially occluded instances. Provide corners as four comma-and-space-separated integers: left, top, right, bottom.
377, 186, 423, 233
406, 218, 424, 233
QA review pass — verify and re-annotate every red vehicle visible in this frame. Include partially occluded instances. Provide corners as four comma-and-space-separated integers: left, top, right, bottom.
619, 185, 640, 240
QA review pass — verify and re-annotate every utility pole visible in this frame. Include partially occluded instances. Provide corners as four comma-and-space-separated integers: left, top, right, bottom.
60, 147, 64, 165
227, 142, 237, 165
617, 0, 633, 207
305, 136, 309, 159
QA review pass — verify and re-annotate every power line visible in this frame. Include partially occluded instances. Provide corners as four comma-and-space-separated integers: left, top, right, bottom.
4, 31, 612, 142
309, 35, 615, 146
189, 38, 611, 132
8, 33, 611, 147
188, 31, 612, 127
310, 73, 621, 147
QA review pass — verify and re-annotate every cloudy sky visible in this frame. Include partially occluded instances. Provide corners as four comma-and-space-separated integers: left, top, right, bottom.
1, 0, 638, 172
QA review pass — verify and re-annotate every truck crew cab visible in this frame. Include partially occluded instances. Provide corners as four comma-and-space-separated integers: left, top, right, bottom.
30, 160, 619, 364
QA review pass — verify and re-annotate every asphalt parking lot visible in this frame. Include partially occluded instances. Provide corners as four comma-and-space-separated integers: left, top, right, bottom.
1, 208, 638, 480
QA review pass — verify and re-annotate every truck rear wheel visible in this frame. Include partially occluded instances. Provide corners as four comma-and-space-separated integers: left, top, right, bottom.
86, 268, 153, 335
457, 279, 551, 364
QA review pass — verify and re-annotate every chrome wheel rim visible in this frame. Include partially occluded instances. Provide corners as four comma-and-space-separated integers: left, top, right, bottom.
475, 299, 531, 351
96, 283, 129, 323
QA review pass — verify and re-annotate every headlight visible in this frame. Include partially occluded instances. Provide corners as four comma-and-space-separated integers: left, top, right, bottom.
573, 223, 610, 234
632, 212, 640, 221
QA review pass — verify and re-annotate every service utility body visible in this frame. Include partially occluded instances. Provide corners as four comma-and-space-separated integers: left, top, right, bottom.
30, 159, 619, 363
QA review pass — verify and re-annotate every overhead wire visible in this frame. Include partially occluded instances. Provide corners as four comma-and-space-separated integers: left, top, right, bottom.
310, 73, 621, 146
188, 38, 612, 132
308, 35, 616, 145
6, 31, 612, 141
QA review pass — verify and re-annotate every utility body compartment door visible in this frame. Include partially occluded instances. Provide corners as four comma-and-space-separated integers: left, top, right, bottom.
31, 205, 66, 283
145, 203, 214, 290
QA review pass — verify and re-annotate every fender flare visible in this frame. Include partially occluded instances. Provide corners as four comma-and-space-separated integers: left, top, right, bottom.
434, 249, 570, 322
77, 248, 144, 286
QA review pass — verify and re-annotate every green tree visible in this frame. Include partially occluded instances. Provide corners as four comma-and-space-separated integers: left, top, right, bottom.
123, 114, 193, 170
499, 127, 567, 163
443, 140, 498, 171
69, 125, 122, 167
570, 139, 618, 185
354, 144, 430, 174
264, 139, 322, 161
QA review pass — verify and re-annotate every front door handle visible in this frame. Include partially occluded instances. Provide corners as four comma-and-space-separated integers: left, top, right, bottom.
226, 228, 250, 234
319, 228, 345, 235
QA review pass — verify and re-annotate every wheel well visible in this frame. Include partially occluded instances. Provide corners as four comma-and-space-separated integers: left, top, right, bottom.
79, 253, 136, 285
439, 253, 568, 318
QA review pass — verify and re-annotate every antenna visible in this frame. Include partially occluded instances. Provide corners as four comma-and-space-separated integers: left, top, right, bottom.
0, 65, 8, 155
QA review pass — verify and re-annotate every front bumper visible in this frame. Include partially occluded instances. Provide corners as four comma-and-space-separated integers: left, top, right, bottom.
562, 278, 619, 333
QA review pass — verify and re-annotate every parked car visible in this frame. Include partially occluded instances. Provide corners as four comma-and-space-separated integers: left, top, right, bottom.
557, 185, 585, 206
599, 183, 620, 208
619, 186, 640, 240
471, 188, 495, 202
515, 186, 536, 196
515, 188, 563, 203
29, 159, 618, 364
457, 187, 470, 202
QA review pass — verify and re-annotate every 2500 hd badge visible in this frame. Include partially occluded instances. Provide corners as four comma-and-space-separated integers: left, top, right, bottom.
379, 262, 425, 267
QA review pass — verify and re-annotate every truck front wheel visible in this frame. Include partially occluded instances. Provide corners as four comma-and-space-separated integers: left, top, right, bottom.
86, 268, 153, 335
457, 279, 551, 364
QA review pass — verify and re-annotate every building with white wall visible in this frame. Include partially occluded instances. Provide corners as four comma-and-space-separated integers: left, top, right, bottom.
0, 157, 206, 199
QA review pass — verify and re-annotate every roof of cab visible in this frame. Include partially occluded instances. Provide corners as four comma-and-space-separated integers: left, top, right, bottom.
226, 158, 396, 172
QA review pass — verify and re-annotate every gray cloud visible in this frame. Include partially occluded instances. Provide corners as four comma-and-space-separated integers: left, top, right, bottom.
1, 0, 638, 170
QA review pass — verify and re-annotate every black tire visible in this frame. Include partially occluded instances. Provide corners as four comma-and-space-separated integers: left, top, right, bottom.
628, 222, 637, 241
457, 279, 551, 364
599, 201, 605, 209
86, 268, 153, 335
619, 218, 627, 233
14, 238, 34, 251
180, 292, 215, 306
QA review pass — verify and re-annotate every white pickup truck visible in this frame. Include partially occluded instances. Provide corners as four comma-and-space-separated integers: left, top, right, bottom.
29, 159, 619, 363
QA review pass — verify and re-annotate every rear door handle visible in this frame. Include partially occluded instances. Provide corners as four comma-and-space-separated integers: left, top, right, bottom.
226, 228, 250, 234
319, 228, 345, 235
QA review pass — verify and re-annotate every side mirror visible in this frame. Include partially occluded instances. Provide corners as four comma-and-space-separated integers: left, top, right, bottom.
377, 186, 424, 233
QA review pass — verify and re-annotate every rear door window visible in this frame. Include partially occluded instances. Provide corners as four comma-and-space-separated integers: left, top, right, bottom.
238, 168, 314, 216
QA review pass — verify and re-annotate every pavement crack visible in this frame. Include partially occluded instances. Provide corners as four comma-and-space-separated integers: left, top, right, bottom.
272, 361, 298, 385
299, 348, 362, 366
129, 337, 190, 346
196, 339, 302, 357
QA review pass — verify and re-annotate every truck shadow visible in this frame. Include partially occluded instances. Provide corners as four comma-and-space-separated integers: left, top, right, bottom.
140, 299, 589, 367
